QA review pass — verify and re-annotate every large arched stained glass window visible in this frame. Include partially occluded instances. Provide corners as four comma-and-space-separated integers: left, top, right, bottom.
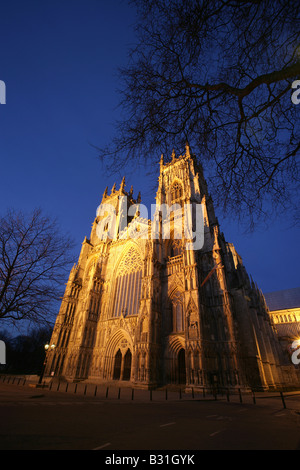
112, 247, 143, 317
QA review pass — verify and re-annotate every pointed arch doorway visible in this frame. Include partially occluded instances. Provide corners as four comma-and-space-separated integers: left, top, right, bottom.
123, 349, 132, 381
178, 348, 186, 384
113, 349, 122, 380
112, 348, 132, 381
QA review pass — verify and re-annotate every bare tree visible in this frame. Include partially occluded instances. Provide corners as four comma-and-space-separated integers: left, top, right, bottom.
98, 0, 300, 227
0, 209, 74, 328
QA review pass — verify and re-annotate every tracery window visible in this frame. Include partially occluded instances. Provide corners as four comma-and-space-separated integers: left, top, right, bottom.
170, 239, 182, 257
171, 182, 183, 203
171, 291, 185, 332
112, 247, 143, 317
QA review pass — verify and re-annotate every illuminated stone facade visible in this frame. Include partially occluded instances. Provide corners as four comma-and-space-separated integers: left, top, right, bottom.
46, 145, 299, 390
265, 288, 300, 366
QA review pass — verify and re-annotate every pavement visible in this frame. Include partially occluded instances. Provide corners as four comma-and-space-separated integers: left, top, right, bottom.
1, 380, 300, 451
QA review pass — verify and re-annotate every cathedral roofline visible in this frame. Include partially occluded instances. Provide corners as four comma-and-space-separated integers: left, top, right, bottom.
101, 177, 140, 205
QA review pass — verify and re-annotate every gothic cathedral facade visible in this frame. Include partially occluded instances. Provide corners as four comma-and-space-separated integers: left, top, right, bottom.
46, 145, 299, 390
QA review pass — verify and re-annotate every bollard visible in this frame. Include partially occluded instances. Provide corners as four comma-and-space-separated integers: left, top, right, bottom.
131, 388, 134, 401
238, 388, 243, 403
227, 389, 230, 402
94, 385, 97, 397
192, 387, 194, 399
165, 388, 168, 401
150, 389, 152, 401
65, 383, 69, 393
118, 388, 121, 399
252, 390, 256, 405
179, 388, 182, 399
84, 385, 87, 395
280, 391, 287, 409
74, 383, 77, 394
57, 381, 60, 391
106, 386, 109, 398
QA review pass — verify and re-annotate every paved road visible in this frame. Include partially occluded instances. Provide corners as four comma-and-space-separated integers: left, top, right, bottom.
1, 382, 300, 450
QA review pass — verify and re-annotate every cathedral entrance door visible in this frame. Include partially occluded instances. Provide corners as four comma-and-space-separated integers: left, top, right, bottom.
123, 349, 132, 381
113, 349, 122, 380
178, 349, 186, 384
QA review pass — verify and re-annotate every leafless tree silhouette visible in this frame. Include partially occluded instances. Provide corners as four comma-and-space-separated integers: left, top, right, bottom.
0, 209, 74, 328
98, 0, 300, 228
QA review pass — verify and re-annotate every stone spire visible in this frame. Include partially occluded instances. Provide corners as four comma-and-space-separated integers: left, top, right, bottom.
185, 141, 191, 158
120, 176, 126, 192
102, 186, 108, 199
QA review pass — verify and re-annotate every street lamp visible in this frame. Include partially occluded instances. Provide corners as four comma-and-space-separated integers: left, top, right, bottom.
44, 343, 56, 352
38, 342, 55, 385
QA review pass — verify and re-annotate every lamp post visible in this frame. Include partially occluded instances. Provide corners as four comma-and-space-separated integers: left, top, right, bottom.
38, 342, 55, 385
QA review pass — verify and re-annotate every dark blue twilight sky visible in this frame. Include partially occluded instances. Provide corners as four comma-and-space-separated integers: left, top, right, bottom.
0, 0, 299, 317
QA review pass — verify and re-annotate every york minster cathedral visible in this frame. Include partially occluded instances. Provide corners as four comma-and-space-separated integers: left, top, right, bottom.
45, 144, 299, 390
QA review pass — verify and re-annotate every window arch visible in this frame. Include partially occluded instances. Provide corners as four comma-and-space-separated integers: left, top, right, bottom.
112, 247, 143, 317
171, 181, 183, 203
174, 303, 184, 332
170, 291, 185, 332
169, 238, 182, 257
